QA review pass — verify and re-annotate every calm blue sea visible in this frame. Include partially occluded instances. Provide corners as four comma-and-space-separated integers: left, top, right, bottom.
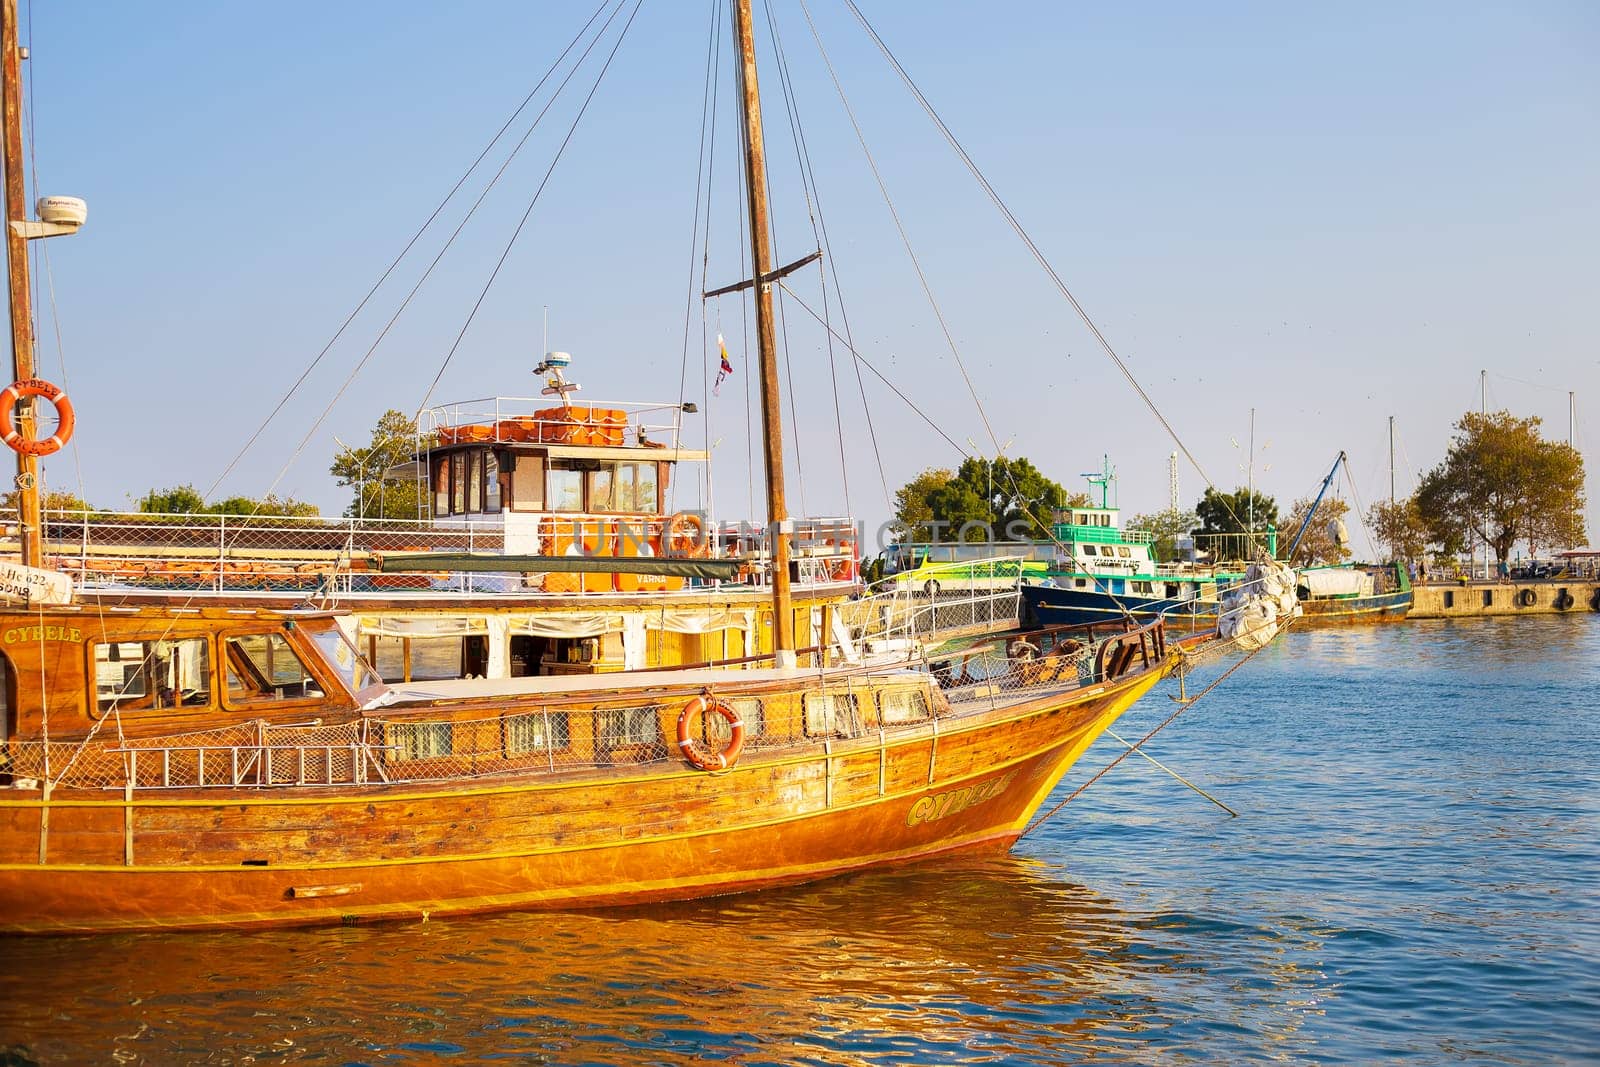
2, 617, 1596, 1065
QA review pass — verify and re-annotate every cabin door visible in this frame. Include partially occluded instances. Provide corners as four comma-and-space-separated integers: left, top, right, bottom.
461, 636, 489, 678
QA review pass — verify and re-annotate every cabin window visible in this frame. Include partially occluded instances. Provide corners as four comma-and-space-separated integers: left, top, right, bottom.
803, 691, 860, 737
721, 696, 765, 742
94, 638, 212, 714
389, 721, 453, 760
597, 705, 660, 749
1075, 578, 1088, 589
878, 688, 930, 725
307, 628, 374, 693
223, 633, 322, 703
1116, 546, 1131, 558
1082, 545, 1097, 556
548, 461, 584, 512
504, 709, 571, 756
483, 451, 502, 512
1133, 582, 1152, 594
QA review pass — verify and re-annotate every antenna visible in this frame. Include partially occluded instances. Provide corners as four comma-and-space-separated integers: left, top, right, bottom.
1081, 454, 1116, 509
1168, 451, 1179, 511
533, 351, 580, 401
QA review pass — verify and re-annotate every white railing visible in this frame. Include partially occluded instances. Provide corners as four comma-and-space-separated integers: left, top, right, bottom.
4, 509, 861, 600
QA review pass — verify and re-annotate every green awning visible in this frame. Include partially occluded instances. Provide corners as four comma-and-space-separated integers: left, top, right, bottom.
373, 552, 741, 580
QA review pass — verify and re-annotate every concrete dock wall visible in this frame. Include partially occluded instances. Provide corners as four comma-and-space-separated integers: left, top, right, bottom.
1410, 580, 1600, 619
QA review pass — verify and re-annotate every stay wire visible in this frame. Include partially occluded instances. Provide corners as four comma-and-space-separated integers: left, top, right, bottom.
1019, 632, 1279, 839
764, 0, 852, 518
796, 0, 1003, 462
414, 0, 647, 416
674, 0, 722, 517
247, 0, 633, 508
206, 0, 614, 499
798, 1, 1150, 625
776, 283, 967, 456
841, 0, 1241, 528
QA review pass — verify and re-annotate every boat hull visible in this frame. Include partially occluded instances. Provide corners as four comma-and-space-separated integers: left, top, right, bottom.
0, 667, 1167, 934
1020, 583, 1411, 630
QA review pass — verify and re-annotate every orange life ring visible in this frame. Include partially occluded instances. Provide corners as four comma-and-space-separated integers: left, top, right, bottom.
676, 694, 743, 771
0, 378, 74, 457
664, 511, 709, 558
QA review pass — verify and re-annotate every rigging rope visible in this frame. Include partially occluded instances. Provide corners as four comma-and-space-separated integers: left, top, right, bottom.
764, 0, 852, 519
840, 0, 1224, 498
207, 0, 616, 500
674, 0, 723, 519
414, 0, 647, 416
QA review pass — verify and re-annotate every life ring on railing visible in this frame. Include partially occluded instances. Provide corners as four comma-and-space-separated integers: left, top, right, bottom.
664, 512, 709, 557
676, 694, 744, 771
1517, 588, 1536, 608
0, 378, 74, 456
1554, 590, 1574, 611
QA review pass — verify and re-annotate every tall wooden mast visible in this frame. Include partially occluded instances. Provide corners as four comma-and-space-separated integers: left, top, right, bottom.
0, 0, 40, 567
731, 0, 794, 663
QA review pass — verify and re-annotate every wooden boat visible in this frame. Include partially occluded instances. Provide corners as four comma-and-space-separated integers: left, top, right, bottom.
0, 0, 1239, 933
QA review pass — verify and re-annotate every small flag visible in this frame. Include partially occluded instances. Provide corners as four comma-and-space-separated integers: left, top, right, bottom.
714, 334, 734, 396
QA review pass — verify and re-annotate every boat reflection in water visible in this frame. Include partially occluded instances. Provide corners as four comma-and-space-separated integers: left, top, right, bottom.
3, 855, 1297, 1064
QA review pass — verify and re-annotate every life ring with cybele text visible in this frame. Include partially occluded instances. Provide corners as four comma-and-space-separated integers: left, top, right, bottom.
0, 378, 74, 457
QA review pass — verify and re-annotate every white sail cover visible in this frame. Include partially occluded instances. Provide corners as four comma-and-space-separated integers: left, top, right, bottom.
1299, 567, 1373, 598
1218, 559, 1301, 650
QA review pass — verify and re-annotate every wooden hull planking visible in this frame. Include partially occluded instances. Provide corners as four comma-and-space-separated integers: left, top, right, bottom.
0, 667, 1165, 934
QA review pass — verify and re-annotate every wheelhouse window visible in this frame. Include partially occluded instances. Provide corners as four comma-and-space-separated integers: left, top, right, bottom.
548, 461, 584, 512
484, 451, 501, 511
94, 637, 212, 714
1082, 545, 1097, 556
587, 461, 660, 513
878, 688, 930, 725
223, 633, 322, 704
450, 452, 468, 514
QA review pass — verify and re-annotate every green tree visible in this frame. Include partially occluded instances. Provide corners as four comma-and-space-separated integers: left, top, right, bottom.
1366, 497, 1429, 564
331, 410, 431, 520
137, 485, 206, 514
3, 489, 95, 514
1282, 496, 1353, 565
207, 495, 321, 518
1414, 411, 1587, 563
890, 468, 952, 542
134, 485, 318, 518
924, 456, 1072, 542
1128, 507, 1199, 561
1192, 486, 1278, 562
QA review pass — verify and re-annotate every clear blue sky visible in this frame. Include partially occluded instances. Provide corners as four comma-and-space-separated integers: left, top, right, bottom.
12, 1, 1598, 552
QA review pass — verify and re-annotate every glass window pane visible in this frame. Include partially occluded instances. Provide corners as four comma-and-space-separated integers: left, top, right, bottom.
588, 465, 616, 512
95, 637, 212, 713
451, 453, 467, 514
484, 451, 501, 511
549, 463, 583, 512
633, 464, 657, 512
224, 633, 322, 702
467, 451, 483, 513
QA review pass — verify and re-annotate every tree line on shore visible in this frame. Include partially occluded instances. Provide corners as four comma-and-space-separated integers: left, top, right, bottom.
890, 410, 1586, 567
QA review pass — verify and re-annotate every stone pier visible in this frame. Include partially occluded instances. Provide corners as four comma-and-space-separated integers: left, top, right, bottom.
1410, 579, 1600, 619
